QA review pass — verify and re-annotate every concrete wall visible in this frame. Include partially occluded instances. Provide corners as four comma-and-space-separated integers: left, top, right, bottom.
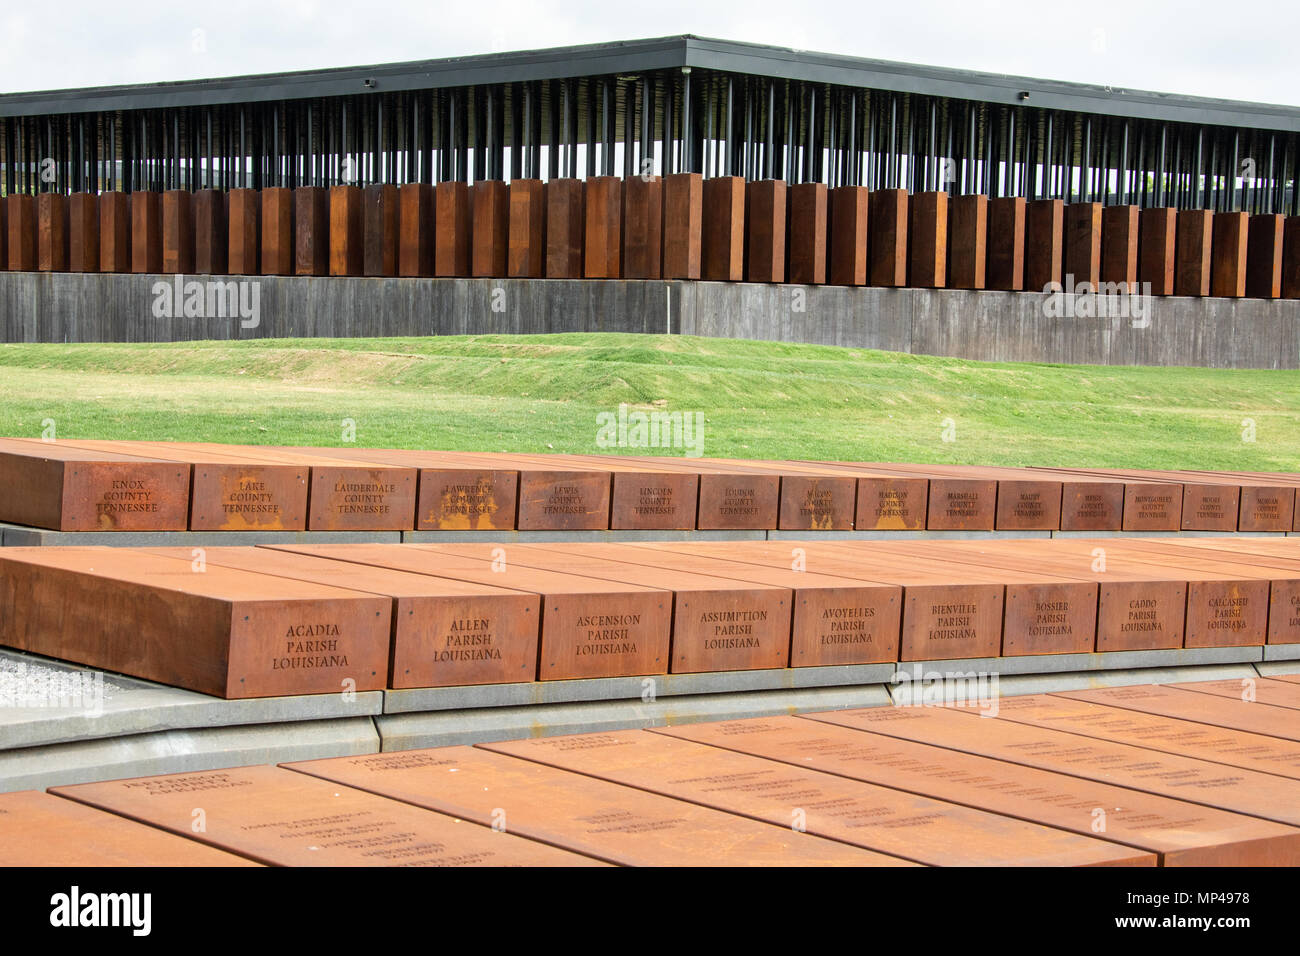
3, 270, 1298, 368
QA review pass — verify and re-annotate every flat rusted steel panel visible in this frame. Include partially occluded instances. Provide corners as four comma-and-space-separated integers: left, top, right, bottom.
285, 744, 893, 866
655, 714, 1300, 866
1058, 684, 1300, 743
989, 692, 1300, 781
482, 729, 1151, 865
1170, 677, 1300, 712
802, 703, 1300, 825
53, 765, 600, 866
0, 790, 259, 866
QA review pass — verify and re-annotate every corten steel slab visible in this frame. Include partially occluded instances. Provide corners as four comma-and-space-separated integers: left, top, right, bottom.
508, 179, 547, 278
601, 543, 902, 666
583, 177, 622, 279
309, 463, 417, 532
434, 181, 472, 276
1089, 541, 1281, 646
471, 180, 509, 277
744, 179, 786, 283
801, 704, 1300, 826
145, 546, 539, 689
328, 184, 363, 276
803, 462, 989, 531
519, 456, 696, 530
662, 172, 703, 280
607, 470, 699, 531
193, 189, 227, 275
1174, 208, 1213, 297
259, 187, 294, 276
908, 191, 947, 288
514, 468, 611, 531
1058, 684, 1300, 742
621, 175, 662, 279
1246, 214, 1285, 298
828, 185, 868, 286
293, 186, 329, 276
860, 540, 1172, 653
0, 790, 258, 866
787, 183, 828, 285
654, 715, 1300, 866
67, 193, 100, 273
227, 188, 260, 275
673, 541, 1005, 661
1024, 199, 1063, 291
0, 438, 190, 531
1123, 481, 1183, 531
1030, 468, 1183, 530
1138, 207, 1177, 295
363, 183, 399, 277
868, 189, 908, 287
1264, 672, 1300, 684
7, 194, 36, 271
1101, 205, 1139, 290
397, 183, 435, 277
947, 193, 986, 290
286, 744, 891, 866
821, 543, 1097, 658
1101, 468, 1286, 531
130, 192, 162, 273
778, 475, 856, 530
852, 472, 929, 531
994, 478, 1064, 531
1284, 217, 1300, 299
1017, 540, 1268, 648
1141, 539, 1300, 642
262, 446, 518, 531
37, 193, 69, 272
544, 178, 583, 278
53, 765, 599, 867
0, 547, 390, 698
1064, 202, 1103, 288
53, 438, 308, 531
985, 196, 1025, 290
269, 542, 673, 680
482, 730, 1150, 866
1235, 483, 1295, 532
489, 544, 791, 674
98, 192, 131, 273
0, 196, 5, 268
927, 477, 998, 531
702, 176, 745, 281
1211, 210, 1249, 298
988, 692, 1300, 780
170, 443, 418, 531
582, 456, 779, 530
161, 190, 194, 274
694, 460, 867, 531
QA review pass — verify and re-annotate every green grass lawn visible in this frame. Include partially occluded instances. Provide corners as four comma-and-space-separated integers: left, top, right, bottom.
1, 333, 1297, 469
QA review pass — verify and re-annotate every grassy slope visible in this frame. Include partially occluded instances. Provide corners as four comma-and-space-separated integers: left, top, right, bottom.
0, 333, 1297, 469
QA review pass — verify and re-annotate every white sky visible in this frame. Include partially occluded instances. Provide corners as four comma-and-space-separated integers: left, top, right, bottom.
2, 0, 1298, 109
